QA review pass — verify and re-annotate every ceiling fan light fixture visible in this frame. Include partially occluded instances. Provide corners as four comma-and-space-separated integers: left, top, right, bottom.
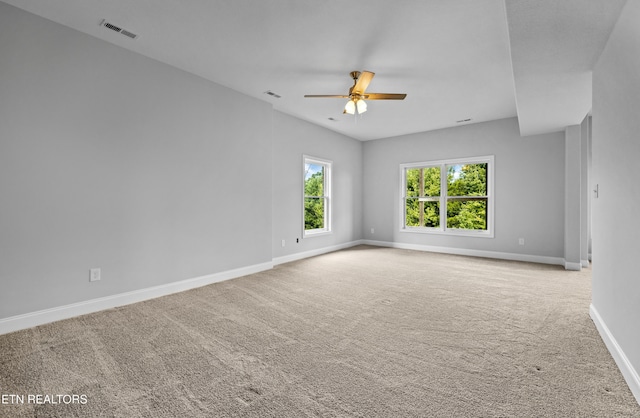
356, 99, 367, 114
344, 99, 356, 115
306, 70, 405, 116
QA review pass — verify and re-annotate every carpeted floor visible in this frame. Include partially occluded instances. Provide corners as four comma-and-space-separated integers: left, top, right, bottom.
1, 245, 639, 417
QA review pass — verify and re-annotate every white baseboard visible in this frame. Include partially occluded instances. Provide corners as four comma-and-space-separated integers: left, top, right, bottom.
564, 261, 583, 271
361, 240, 566, 266
590, 304, 640, 405
273, 240, 364, 266
581, 259, 590, 268
0, 261, 273, 336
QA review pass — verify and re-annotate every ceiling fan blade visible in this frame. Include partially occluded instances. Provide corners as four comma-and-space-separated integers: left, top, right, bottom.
352, 71, 375, 95
363, 93, 407, 100
304, 95, 350, 98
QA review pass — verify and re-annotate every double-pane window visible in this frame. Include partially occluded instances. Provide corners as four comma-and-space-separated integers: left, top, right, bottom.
304, 156, 332, 236
401, 156, 493, 237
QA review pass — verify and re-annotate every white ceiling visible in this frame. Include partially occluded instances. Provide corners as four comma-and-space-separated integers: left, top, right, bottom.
1, 0, 628, 140
505, 0, 628, 136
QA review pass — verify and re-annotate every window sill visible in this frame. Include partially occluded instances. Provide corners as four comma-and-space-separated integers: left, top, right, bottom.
303, 230, 333, 238
400, 227, 494, 238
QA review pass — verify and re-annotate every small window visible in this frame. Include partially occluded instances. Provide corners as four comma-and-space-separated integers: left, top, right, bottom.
400, 156, 494, 237
304, 155, 332, 237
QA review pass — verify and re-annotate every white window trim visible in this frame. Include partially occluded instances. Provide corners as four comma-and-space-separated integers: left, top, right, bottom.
399, 155, 494, 238
303, 155, 332, 238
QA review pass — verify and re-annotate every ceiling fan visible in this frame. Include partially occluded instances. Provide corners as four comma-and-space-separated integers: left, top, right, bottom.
304, 71, 406, 115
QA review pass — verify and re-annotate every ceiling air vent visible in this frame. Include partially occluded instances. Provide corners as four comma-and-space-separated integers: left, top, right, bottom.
100, 19, 138, 40
456, 118, 472, 123
264, 90, 282, 99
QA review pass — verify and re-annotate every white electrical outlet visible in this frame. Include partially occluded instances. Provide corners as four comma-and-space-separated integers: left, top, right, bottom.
371, 228, 375, 234
90, 268, 101, 282
518, 238, 525, 246
281, 239, 285, 247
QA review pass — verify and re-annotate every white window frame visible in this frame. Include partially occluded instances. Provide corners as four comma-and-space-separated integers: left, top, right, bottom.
399, 155, 494, 238
303, 155, 332, 237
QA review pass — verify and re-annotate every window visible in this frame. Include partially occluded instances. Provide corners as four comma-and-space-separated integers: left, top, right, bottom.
304, 155, 332, 236
400, 156, 494, 237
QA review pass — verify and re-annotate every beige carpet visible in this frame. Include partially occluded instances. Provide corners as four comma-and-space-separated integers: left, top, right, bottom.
1, 246, 639, 417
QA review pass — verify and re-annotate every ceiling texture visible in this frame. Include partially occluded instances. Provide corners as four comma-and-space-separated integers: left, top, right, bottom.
2, 0, 628, 141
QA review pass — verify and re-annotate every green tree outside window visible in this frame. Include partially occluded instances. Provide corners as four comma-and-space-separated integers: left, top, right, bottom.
304, 164, 325, 230
403, 161, 489, 232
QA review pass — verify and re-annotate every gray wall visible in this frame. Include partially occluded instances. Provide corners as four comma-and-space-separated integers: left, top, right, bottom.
0, 3, 273, 318
272, 111, 363, 259
592, 0, 640, 387
362, 117, 566, 258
